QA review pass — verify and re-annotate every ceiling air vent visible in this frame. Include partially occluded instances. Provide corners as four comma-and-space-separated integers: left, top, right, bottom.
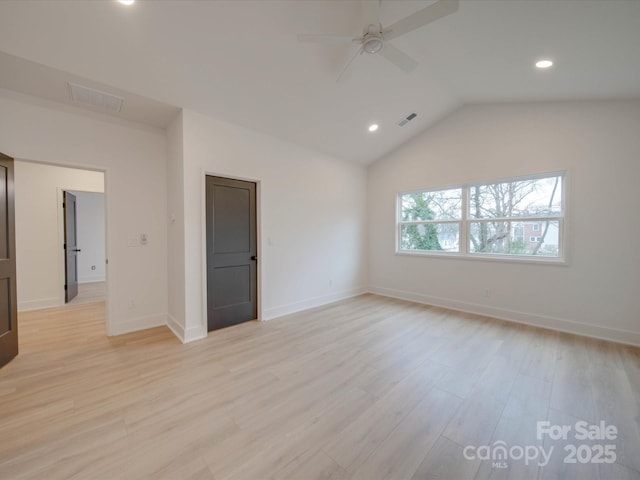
68, 83, 123, 112
398, 112, 417, 127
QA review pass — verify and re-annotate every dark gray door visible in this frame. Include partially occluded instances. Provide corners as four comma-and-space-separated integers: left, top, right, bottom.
0, 153, 18, 368
63, 191, 79, 303
206, 176, 257, 331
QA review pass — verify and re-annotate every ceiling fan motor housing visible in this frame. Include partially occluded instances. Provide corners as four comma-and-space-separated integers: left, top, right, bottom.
363, 34, 384, 54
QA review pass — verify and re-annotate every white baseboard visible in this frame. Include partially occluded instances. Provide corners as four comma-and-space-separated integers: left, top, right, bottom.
108, 313, 166, 336
184, 324, 207, 343
166, 313, 207, 344
78, 275, 106, 284
263, 286, 368, 321
369, 286, 640, 347
18, 297, 62, 312
166, 313, 184, 342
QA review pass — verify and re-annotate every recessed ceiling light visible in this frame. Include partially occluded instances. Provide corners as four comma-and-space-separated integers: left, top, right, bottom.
368, 124, 379, 132
118, 0, 135, 5
535, 59, 553, 69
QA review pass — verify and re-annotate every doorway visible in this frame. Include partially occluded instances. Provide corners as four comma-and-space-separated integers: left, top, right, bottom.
205, 176, 258, 331
14, 161, 106, 315
64, 191, 106, 305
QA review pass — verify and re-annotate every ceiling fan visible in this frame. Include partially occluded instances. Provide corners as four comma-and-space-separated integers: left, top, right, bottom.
298, 0, 459, 80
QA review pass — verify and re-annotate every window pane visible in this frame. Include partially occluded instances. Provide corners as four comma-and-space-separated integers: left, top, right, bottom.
400, 223, 460, 252
469, 175, 562, 219
469, 221, 560, 257
401, 188, 462, 222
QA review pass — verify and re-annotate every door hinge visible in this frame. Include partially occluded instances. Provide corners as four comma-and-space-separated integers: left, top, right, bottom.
63, 243, 66, 250
64, 284, 67, 290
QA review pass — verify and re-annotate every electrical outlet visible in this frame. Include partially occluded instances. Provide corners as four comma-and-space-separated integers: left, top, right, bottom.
91, 265, 96, 271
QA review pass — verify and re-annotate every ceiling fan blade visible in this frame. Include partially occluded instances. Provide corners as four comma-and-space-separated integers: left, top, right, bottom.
362, 0, 381, 32
297, 33, 357, 44
337, 47, 364, 82
384, 0, 459, 41
379, 43, 418, 72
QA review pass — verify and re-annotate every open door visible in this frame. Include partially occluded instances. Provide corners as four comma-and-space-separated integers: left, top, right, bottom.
206, 176, 257, 331
63, 191, 79, 303
0, 153, 18, 368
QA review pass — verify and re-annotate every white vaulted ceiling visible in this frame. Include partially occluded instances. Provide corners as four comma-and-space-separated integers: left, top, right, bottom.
0, 0, 639, 164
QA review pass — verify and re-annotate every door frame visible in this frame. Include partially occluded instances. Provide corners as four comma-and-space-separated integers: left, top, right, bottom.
16, 159, 112, 336
56, 187, 106, 306
200, 169, 262, 334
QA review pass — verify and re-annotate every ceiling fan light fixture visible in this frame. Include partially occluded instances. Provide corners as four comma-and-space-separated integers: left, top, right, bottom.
535, 59, 553, 69
363, 35, 384, 54
368, 123, 379, 132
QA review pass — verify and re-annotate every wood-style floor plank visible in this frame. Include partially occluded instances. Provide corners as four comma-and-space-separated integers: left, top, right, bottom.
1, 295, 639, 479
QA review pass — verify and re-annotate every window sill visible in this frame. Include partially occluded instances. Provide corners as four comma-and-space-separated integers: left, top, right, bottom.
395, 250, 568, 266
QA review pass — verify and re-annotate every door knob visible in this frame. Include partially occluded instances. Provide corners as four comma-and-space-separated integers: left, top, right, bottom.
73, 249, 82, 252
251, 255, 258, 261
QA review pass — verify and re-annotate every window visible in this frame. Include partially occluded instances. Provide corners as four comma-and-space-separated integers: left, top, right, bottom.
399, 187, 462, 253
397, 172, 565, 261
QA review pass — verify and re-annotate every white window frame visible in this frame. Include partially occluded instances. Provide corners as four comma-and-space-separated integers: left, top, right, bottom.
396, 171, 567, 265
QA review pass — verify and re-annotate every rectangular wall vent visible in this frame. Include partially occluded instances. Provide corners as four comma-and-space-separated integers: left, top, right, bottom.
68, 83, 123, 112
398, 112, 417, 127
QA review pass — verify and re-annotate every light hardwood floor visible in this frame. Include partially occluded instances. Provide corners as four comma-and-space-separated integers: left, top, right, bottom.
1, 295, 639, 480
67, 281, 106, 306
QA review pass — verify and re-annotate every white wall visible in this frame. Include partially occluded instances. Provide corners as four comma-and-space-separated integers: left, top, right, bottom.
166, 111, 186, 334
368, 100, 640, 345
73, 191, 106, 284
166, 109, 368, 342
14, 162, 104, 311
0, 90, 169, 335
